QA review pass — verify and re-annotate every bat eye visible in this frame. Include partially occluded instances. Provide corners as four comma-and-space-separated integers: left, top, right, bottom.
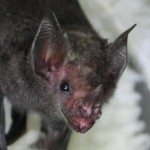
60, 81, 70, 93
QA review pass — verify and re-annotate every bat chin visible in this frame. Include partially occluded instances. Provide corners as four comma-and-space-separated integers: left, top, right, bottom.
67, 116, 95, 133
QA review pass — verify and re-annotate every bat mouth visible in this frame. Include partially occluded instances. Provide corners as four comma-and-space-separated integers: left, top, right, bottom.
61, 107, 96, 133
68, 116, 95, 133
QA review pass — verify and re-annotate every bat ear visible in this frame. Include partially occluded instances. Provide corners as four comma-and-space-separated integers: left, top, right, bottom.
106, 24, 136, 83
31, 11, 69, 79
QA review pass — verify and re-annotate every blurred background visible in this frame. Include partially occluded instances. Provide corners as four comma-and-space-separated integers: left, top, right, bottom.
6, 0, 150, 150
68, 0, 150, 150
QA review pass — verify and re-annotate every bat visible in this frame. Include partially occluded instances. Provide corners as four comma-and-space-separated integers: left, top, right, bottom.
0, 0, 136, 149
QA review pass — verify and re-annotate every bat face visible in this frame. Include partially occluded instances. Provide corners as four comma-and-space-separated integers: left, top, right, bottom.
31, 12, 136, 133
47, 60, 103, 133
60, 84, 103, 133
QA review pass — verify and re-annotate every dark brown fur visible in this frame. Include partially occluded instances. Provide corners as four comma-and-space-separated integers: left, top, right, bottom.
0, 0, 135, 149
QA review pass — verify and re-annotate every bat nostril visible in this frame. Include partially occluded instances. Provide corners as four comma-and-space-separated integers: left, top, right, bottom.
79, 105, 92, 117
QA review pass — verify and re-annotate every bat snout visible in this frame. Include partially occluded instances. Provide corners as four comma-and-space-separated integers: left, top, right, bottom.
78, 101, 102, 120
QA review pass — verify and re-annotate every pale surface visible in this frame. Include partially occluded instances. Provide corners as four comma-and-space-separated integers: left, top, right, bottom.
68, 0, 150, 150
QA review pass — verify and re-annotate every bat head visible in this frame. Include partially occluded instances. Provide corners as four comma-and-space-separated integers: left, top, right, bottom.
31, 11, 136, 133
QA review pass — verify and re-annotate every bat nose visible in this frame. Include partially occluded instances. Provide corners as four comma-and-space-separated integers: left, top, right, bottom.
76, 85, 103, 118
79, 105, 92, 117
79, 102, 102, 119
